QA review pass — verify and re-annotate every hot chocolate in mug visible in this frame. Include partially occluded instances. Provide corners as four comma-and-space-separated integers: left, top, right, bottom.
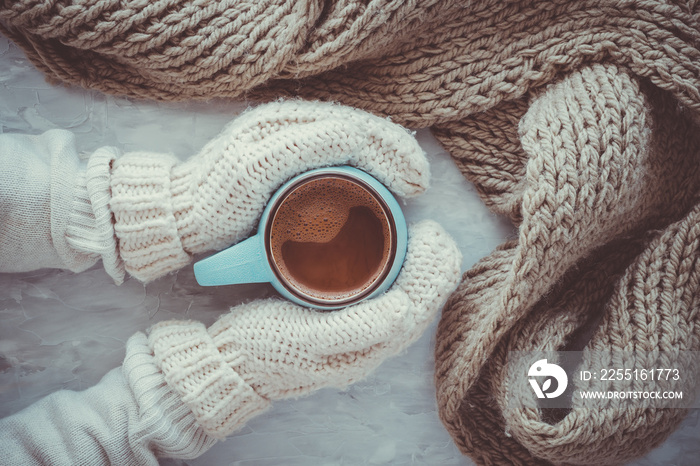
193, 166, 408, 309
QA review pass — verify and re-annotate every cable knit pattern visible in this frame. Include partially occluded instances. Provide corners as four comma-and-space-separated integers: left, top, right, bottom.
110, 100, 429, 282
434, 65, 700, 465
148, 220, 461, 438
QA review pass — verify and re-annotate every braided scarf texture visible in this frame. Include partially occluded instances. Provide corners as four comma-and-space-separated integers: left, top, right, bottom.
2, 1, 700, 465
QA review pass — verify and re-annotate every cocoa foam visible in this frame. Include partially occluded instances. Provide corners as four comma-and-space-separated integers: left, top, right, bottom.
268, 176, 393, 301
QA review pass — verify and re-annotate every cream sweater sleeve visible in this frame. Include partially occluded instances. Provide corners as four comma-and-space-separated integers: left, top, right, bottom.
0, 333, 217, 465
0, 130, 124, 282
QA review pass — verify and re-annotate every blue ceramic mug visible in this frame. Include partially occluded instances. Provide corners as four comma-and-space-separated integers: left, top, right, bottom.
193, 166, 408, 310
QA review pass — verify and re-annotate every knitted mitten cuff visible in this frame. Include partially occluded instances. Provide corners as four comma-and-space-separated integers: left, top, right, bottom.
66, 147, 125, 283
148, 320, 271, 439
123, 332, 217, 458
110, 152, 191, 282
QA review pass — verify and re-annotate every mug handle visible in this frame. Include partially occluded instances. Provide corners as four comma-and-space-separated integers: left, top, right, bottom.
193, 234, 273, 286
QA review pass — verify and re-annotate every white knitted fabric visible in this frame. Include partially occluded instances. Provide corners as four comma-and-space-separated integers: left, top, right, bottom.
0, 130, 123, 282
0, 221, 461, 461
110, 100, 429, 282
148, 220, 462, 438
0, 101, 427, 284
0, 333, 216, 465
0, 101, 462, 461
67, 146, 125, 283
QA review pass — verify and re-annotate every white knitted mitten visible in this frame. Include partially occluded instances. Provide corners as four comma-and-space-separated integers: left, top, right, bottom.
109, 100, 429, 282
147, 220, 462, 439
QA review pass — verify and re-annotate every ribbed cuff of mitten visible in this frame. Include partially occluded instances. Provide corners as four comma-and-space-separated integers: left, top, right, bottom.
66, 147, 125, 284
110, 152, 191, 282
148, 320, 271, 439
123, 333, 218, 459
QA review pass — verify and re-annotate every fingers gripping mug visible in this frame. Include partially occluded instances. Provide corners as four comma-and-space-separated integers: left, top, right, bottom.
193, 166, 408, 310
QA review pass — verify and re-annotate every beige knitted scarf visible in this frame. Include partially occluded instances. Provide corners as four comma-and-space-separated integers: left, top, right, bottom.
3, 1, 700, 465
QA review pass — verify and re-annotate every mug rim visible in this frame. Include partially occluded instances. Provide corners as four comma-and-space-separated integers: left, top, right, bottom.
263, 169, 398, 308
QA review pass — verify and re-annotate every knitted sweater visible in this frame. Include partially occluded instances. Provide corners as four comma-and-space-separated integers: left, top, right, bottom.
2, 2, 700, 465
0, 334, 216, 465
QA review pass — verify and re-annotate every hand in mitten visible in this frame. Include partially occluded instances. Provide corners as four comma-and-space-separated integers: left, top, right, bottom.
109, 100, 429, 282
0, 221, 461, 464
0, 101, 428, 284
147, 220, 462, 439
